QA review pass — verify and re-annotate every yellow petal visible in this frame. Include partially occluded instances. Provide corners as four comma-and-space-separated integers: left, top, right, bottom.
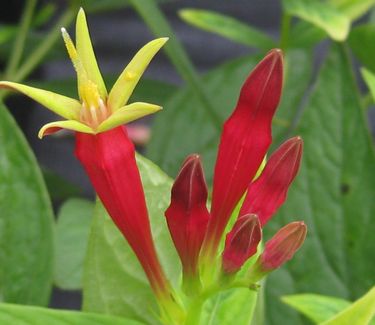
97, 102, 162, 133
108, 38, 168, 111
38, 120, 94, 139
0, 81, 80, 120
76, 8, 107, 99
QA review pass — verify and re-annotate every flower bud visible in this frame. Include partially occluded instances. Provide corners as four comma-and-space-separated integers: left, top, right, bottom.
202, 49, 284, 262
259, 221, 307, 271
222, 214, 262, 274
165, 154, 210, 290
240, 136, 303, 226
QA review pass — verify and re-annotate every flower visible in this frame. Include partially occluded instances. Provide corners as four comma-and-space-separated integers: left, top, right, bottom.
221, 214, 262, 274
165, 154, 210, 293
200, 49, 284, 266
0, 8, 184, 323
0, 8, 167, 138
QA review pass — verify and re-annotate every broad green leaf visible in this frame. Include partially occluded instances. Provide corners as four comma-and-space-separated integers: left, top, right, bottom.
264, 45, 375, 325
0, 103, 54, 305
361, 68, 375, 102
83, 155, 258, 324
179, 9, 275, 50
322, 287, 375, 325
0, 25, 17, 45
0, 303, 143, 324
282, 0, 350, 41
147, 49, 312, 183
289, 21, 326, 48
282, 294, 350, 323
54, 198, 94, 290
348, 24, 375, 73
329, 0, 375, 20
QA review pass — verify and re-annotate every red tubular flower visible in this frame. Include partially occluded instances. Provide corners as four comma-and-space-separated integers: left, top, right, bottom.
222, 214, 262, 274
258, 221, 307, 272
165, 154, 210, 292
75, 127, 172, 298
239, 136, 303, 226
201, 49, 284, 261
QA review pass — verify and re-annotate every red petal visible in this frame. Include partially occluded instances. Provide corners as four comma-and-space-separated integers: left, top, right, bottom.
222, 214, 262, 274
240, 136, 303, 226
75, 126, 169, 296
165, 154, 210, 278
204, 49, 284, 256
260, 221, 307, 271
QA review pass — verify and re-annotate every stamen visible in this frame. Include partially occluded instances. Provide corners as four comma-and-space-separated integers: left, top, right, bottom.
90, 105, 99, 127
99, 99, 108, 119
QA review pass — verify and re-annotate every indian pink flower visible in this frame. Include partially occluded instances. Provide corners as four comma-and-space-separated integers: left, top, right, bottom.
0, 8, 183, 323
165, 154, 210, 293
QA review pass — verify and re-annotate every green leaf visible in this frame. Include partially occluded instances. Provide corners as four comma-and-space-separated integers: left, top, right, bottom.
179, 9, 275, 50
281, 294, 350, 323
54, 198, 94, 290
0, 303, 143, 324
83, 155, 258, 324
321, 287, 375, 325
0, 103, 54, 305
348, 24, 375, 73
329, 0, 375, 20
147, 49, 312, 183
264, 45, 375, 324
361, 68, 375, 102
282, 0, 350, 41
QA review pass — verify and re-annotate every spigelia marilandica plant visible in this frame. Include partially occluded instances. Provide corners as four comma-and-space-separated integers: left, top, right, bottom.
0, 8, 307, 325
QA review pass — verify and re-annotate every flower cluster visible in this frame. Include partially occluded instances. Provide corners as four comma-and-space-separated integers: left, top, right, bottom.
167, 50, 306, 289
0, 8, 307, 324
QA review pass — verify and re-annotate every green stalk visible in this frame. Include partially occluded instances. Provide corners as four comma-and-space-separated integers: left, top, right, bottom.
279, 13, 291, 50
185, 298, 204, 325
14, 7, 76, 83
5, 0, 37, 78
128, 0, 222, 131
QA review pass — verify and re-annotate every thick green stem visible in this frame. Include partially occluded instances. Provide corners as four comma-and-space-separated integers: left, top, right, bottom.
185, 298, 204, 325
5, 0, 37, 78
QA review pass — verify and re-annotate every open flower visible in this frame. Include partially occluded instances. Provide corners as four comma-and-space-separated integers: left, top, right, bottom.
0, 8, 166, 139
0, 8, 184, 324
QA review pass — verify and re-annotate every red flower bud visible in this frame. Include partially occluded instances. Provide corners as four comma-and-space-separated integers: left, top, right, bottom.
222, 214, 262, 274
165, 154, 210, 285
202, 49, 284, 260
260, 221, 307, 271
240, 136, 303, 226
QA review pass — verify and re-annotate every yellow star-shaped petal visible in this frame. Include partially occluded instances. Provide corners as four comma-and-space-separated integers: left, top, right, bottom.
0, 8, 167, 138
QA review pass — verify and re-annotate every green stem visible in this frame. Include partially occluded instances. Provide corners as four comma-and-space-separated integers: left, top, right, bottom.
128, 0, 222, 131
5, 0, 37, 78
185, 298, 204, 325
279, 13, 291, 50
14, 7, 76, 83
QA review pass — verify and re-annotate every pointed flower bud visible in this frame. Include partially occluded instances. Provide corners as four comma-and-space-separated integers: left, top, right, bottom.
165, 154, 210, 290
202, 49, 284, 262
240, 136, 303, 226
222, 214, 262, 274
259, 221, 307, 272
